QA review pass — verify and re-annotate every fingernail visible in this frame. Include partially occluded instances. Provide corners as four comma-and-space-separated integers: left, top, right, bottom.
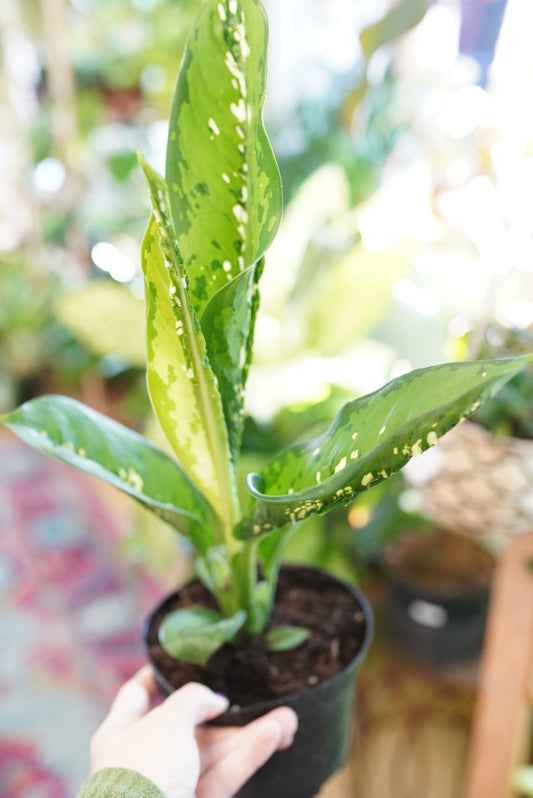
214, 691, 228, 700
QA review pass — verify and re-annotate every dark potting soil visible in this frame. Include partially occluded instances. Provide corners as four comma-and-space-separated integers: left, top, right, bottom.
147, 566, 367, 707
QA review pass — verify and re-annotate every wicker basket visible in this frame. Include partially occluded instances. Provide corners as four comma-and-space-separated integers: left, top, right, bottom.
419, 421, 533, 547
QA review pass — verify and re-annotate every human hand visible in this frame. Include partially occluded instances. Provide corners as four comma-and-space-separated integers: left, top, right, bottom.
90, 665, 298, 798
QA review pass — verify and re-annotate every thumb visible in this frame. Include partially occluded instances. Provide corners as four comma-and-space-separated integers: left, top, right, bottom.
160, 682, 229, 728
103, 665, 157, 729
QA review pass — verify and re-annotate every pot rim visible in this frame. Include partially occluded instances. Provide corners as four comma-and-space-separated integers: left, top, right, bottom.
144, 563, 374, 718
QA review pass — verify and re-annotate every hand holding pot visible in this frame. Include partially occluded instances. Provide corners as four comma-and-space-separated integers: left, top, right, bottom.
90, 665, 298, 798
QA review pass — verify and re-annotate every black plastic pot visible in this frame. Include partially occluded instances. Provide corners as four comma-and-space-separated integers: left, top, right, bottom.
145, 565, 373, 798
381, 531, 494, 663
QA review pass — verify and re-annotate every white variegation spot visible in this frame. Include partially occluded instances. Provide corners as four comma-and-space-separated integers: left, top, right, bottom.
233, 204, 248, 223
230, 99, 247, 123
411, 438, 423, 456
361, 473, 374, 487
128, 468, 144, 492
334, 457, 347, 473
427, 431, 438, 446
225, 51, 247, 97
208, 118, 220, 136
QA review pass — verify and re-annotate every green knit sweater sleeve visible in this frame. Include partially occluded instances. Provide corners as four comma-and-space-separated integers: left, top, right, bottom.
75, 768, 166, 798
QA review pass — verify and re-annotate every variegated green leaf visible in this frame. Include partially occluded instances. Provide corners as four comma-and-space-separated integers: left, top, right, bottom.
236, 356, 533, 538
201, 258, 264, 461
1, 395, 214, 553
159, 607, 246, 665
165, 0, 281, 314
140, 155, 238, 531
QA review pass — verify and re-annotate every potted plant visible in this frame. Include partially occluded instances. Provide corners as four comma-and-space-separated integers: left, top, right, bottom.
2, 1, 532, 796
381, 527, 495, 663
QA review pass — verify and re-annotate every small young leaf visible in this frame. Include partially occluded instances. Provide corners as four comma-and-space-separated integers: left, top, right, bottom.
1, 395, 214, 552
236, 355, 533, 538
159, 607, 246, 665
265, 625, 310, 652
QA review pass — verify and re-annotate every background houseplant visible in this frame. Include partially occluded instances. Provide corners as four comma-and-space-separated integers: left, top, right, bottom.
2, 0, 533, 794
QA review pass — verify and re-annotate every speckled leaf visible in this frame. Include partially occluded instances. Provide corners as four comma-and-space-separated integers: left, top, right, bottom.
235, 356, 533, 538
159, 607, 246, 664
1, 395, 214, 553
165, 0, 281, 315
201, 258, 264, 461
140, 155, 238, 528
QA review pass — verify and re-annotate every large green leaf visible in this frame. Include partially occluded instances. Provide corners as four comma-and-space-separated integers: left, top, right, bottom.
159, 606, 246, 665
236, 356, 533, 538
201, 258, 264, 462
140, 155, 238, 530
165, 0, 281, 315
1, 395, 215, 553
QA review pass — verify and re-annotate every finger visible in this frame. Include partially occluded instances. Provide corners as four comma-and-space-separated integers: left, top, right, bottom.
159, 682, 229, 729
198, 707, 298, 775
197, 714, 296, 798
103, 665, 157, 729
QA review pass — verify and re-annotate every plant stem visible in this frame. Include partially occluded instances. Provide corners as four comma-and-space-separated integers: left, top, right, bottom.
231, 537, 262, 634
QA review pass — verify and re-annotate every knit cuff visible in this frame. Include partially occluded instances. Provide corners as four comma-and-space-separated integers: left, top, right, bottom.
75, 768, 166, 798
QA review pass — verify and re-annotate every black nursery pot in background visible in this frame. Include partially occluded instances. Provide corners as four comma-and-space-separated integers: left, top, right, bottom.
381, 529, 495, 663
144, 565, 374, 798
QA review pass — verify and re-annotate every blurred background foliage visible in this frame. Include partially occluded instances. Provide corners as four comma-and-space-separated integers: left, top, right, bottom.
2, 0, 533, 574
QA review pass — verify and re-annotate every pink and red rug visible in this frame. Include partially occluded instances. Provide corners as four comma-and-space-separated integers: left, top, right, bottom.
0, 433, 164, 797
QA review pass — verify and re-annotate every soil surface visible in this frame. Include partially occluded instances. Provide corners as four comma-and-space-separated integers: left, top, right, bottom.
147, 566, 367, 707
382, 530, 494, 595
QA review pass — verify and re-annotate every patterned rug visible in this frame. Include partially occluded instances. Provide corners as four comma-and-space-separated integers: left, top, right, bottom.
0, 432, 165, 797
